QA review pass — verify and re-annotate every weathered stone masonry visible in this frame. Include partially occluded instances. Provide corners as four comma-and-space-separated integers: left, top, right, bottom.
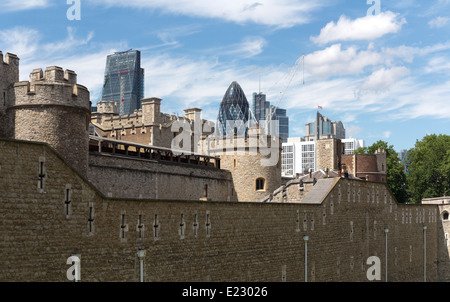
0, 139, 446, 282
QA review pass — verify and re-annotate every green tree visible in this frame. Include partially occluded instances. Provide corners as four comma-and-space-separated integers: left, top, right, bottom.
355, 140, 409, 203
406, 134, 450, 204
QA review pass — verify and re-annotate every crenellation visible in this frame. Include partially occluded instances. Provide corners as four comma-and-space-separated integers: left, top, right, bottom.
64, 69, 77, 84
45, 66, 65, 82
30, 68, 43, 82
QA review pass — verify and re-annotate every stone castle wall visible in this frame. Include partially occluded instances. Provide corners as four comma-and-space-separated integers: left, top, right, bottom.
0, 139, 444, 282
1, 61, 91, 176
88, 152, 236, 201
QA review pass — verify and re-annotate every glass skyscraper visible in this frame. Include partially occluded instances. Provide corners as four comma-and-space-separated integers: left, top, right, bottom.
305, 111, 345, 141
252, 92, 289, 142
216, 81, 252, 137
252, 92, 270, 121
101, 50, 144, 115
270, 106, 289, 143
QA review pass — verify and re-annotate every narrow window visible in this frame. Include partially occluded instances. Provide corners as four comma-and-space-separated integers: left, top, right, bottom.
193, 213, 199, 238
88, 203, 94, 236
120, 213, 128, 241
153, 214, 160, 240
64, 185, 72, 218
179, 214, 185, 239
203, 184, 208, 199
443, 212, 449, 220
38, 159, 46, 192
205, 211, 211, 238
256, 178, 265, 191
137, 214, 144, 240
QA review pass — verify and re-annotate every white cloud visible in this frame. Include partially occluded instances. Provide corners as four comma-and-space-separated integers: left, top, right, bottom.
214, 36, 268, 58
305, 44, 383, 78
0, 0, 51, 12
311, 11, 406, 45
428, 16, 450, 28
346, 125, 363, 138
391, 80, 450, 120
90, 0, 323, 28
425, 56, 450, 73
355, 66, 410, 96
0, 27, 41, 59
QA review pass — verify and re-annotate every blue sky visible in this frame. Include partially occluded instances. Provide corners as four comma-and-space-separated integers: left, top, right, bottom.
1, 0, 449, 152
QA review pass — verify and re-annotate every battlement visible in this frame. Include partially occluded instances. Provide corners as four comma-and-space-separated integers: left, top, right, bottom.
96, 100, 119, 114
29, 66, 77, 84
0, 51, 19, 66
9, 66, 90, 112
1, 51, 20, 87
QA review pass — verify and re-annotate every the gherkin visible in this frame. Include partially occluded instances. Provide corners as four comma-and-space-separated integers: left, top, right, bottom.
216, 81, 254, 137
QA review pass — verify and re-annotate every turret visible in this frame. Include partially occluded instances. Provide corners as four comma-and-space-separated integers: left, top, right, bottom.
209, 128, 282, 202
8, 65, 91, 176
0, 51, 20, 138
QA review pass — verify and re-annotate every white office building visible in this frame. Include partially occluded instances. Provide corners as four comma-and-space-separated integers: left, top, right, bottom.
282, 137, 364, 178
281, 138, 316, 178
341, 138, 365, 155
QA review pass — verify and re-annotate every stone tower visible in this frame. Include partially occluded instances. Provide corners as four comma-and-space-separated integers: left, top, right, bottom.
0, 51, 20, 137
209, 128, 282, 202
4, 61, 91, 176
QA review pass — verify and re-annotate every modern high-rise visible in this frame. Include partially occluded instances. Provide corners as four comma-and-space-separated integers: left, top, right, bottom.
101, 50, 144, 115
270, 106, 289, 143
305, 111, 345, 141
252, 92, 289, 142
281, 137, 316, 177
252, 92, 270, 121
341, 138, 365, 155
216, 81, 252, 137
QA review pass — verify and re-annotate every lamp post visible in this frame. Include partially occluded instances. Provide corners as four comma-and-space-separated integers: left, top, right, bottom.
303, 235, 309, 282
137, 249, 146, 282
423, 226, 427, 282
384, 228, 389, 282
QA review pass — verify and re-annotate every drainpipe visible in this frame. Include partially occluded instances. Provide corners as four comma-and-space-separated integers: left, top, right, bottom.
303, 235, 309, 282
137, 249, 146, 282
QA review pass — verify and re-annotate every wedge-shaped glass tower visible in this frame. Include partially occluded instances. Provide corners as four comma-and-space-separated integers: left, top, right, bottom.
101, 50, 144, 115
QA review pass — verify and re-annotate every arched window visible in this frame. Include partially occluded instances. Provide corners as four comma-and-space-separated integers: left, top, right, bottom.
256, 178, 265, 191
443, 211, 449, 220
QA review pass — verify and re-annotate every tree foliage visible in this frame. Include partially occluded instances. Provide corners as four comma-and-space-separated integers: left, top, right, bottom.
406, 134, 450, 204
355, 140, 408, 203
